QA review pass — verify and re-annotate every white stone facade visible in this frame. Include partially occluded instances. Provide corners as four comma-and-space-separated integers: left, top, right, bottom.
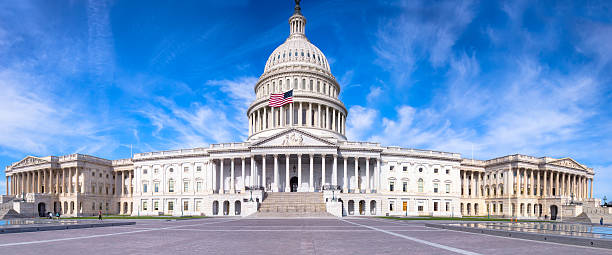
2, 2, 596, 219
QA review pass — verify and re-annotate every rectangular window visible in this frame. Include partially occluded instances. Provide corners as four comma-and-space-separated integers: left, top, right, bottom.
184, 167, 189, 173
183, 201, 189, 211
446, 184, 450, 194
143, 201, 148, 211
143, 169, 148, 174
143, 183, 148, 193
154, 201, 159, 211
446, 202, 450, 212
196, 181, 202, 192
389, 181, 395, 192
418, 205, 424, 212
500, 204, 504, 213
196, 166, 202, 172
418, 181, 424, 192
154, 168, 159, 174
402, 182, 407, 192
389, 201, 394, 211
183, 181, 189, 192
168, 201, 174, 211
434, 183, 439, 193
434, 168, 438, 173
390, 166, 394, 171
154, 182, 159, 193
168, 180, 175, 193
434, 202, 439, 211
403, 166, 407, 172
446, 169, 450, 174
196, 201, 202, 211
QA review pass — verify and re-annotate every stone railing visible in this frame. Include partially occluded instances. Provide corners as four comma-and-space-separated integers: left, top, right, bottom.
384, 146, 461, 159
483, 154, 541, 165
58, 154, 112, 165
134, 148, 209, 159
112, 158, 133, 166
209, 142, 247, 149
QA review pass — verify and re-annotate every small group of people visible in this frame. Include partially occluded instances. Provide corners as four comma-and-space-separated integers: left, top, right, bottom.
47, 211, 61, 219
43, 210, 103, 220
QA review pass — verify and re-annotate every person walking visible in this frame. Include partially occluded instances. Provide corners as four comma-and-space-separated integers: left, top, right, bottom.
98, 210, 103, 221
601, 217, 604, 225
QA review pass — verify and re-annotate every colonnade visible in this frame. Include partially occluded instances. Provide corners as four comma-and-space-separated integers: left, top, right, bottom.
460, 168, 593, 200
7, 167, 81, 196
212, 154, 380, 194
248, 102, 346, 136
118, 170, 133, 196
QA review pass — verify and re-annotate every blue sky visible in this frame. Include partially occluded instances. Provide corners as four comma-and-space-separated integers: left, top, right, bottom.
1, 0, 611, 199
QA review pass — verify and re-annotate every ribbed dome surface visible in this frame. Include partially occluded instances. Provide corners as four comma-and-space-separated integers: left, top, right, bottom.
263, 37, 331, 74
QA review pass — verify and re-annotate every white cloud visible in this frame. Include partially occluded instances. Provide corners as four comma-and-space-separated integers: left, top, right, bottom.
206, 76, 257, 115
345, 106, 378, 141
366, 86, 383, 103
374, 0, 476, 84
0, 69, 116, 156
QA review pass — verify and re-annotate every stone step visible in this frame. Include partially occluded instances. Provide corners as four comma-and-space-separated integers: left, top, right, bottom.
256, 192, 329, 218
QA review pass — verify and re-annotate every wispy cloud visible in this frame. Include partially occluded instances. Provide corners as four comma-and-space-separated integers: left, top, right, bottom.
374, 0, 476, 85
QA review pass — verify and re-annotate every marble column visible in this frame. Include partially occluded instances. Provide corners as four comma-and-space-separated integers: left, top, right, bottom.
309, 154, 314, 192
354, 157, 359, 193
220, 160, 225, 194
298, 154, 302, 191
273, 155, 279, 192
543, 170, 548, 197
241, 157, 246, 192
365, 158, 370, 193
332, 155, 337, 187
321, 155, 326, 189
285, 154, 290, 192
230, 158, 235, 193
262, 155, 267, 191
343, 157, 348, 192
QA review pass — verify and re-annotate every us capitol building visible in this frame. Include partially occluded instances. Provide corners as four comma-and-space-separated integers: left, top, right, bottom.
1, 2, 602, 221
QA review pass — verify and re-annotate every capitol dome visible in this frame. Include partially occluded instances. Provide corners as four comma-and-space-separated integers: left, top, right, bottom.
247, 1, 347, 142
263, 35, 331, 75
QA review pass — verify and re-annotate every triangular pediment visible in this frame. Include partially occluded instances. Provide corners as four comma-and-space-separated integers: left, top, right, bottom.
549, 158, 588, 171
252, 128, 336, 147
12, 156, 48, 168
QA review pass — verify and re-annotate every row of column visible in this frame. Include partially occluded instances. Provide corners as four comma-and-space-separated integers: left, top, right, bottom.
213, 155, 380, 193
248, 102, 346, 135
119, 170, 133, 196
8, 168, 81, 196
461, 169, 593, 200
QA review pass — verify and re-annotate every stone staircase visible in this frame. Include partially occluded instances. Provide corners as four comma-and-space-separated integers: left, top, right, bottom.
254, 192, 333, 218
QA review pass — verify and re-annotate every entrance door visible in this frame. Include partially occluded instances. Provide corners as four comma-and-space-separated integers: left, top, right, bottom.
290, 177, 298, 192
403, 201, 407, 212
37, 203, 46, 217
550, 205, 558, 220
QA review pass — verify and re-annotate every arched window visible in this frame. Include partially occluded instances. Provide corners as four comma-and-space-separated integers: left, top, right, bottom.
417, 178, 424, 192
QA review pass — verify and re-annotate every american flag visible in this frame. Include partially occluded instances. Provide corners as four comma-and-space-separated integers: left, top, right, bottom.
268, 89, 293, 107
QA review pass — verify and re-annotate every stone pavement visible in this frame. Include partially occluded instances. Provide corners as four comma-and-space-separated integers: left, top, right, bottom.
0, 217, 609, 255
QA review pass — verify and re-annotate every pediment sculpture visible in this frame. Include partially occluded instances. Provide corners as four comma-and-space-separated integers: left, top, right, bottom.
282, 133, 304, 146
14, 156, 47, 168
550, 159, 583, 170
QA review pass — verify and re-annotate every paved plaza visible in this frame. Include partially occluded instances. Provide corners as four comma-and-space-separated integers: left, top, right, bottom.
0, 217, 609, 255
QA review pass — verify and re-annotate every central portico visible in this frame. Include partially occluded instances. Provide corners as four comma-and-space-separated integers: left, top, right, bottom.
209, 128, 381, 194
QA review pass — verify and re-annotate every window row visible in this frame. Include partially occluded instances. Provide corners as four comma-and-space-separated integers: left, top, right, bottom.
389, 179, 451, 193
390, 165, 451, 174
256, 77, 338, 99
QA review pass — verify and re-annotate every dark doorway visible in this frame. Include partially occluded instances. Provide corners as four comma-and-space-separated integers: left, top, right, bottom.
290, 177, 298, 192
37, 203, 46, 217
550, 205, 558, 220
